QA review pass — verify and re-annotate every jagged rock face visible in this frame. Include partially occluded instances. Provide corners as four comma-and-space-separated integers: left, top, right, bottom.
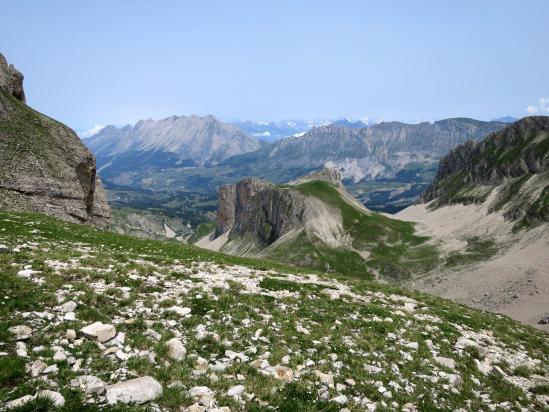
215, 184, 236, 237
0, 53, 110, 228
216, 178, 306, 246
420, 116, 549, 225
0, 54, 25, 103
422, 116, 549, 203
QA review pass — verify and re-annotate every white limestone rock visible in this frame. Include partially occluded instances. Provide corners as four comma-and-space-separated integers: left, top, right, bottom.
105, 376, 163, 405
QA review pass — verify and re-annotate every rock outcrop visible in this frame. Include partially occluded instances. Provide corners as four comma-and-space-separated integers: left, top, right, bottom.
0, 53, 110, 228
420, 116, 549, 225
0, 53, 25, 103
215, 177, 307, 246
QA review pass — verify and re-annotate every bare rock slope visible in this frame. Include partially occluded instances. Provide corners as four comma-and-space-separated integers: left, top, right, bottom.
0, 53, 110, 228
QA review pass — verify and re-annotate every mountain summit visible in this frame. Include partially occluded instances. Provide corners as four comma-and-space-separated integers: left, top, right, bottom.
86, 115, 261, 175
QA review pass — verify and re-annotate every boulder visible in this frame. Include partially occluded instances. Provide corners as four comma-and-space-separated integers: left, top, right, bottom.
166, 338, 186, 361
80, 322, 116, 343
105, 376, 162, 405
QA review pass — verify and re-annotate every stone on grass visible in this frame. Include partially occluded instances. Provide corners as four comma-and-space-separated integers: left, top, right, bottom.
70, 375, 107, 394
81, 322, 116, 343
315, 370, 334, 386
189, 386, 215, 405
166, 338, 186, 361
274, 366, 293, 381
166, 306, 191, 317
43, 364, 59, 374
15, 342, 27, 357
31, 359, 47, 376
37, 391, 65, 407
435, 356, 456, 369
60, 300, 77, 313
16, 269, 39, 279
8, 325, 32, 340
227, 384, 245, 397
6, 395, 36, 409
105, 376, 162, 405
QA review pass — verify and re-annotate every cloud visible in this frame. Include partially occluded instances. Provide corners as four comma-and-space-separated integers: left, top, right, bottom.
79, 124, 105, 139
526, 97, 549, 115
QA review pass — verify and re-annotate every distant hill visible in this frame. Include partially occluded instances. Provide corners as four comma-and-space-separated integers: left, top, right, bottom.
231, 119, 330, 142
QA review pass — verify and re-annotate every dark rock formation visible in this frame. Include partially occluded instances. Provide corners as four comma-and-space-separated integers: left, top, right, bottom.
0, 53, 110, 228
422, 116, 549, 203
215, 177, 306, 246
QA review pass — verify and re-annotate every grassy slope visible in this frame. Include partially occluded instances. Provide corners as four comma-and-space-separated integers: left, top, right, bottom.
268, 181, 439, 280
0, 210, 548, 411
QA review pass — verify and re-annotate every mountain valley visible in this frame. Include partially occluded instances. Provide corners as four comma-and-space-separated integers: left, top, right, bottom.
0, 48, 548, 412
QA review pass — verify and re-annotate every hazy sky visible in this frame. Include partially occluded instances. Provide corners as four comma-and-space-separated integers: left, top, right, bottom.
1, 0, 548, 135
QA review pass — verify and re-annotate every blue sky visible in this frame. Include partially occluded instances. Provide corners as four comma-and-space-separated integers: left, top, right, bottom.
1, 0, 548, 134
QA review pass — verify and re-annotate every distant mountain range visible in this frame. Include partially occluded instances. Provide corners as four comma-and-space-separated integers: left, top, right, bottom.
230, 119, 330, 142
86, 114, 511, 212
86, 115, 261, 174
223, 118, 508, 183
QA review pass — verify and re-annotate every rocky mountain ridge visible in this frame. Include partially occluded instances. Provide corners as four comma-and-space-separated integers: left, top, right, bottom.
421, 116, 549, 227
0, 53, 110, 228
223, 118, 508, 184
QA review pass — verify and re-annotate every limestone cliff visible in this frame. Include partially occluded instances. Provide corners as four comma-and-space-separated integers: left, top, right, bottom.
0, 53, 110, 228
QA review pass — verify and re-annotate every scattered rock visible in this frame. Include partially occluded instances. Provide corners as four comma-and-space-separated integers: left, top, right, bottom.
274, 365, 293, 381
43, 364, 59, 374
37, 390, 65, 407
6, 395, 36, 409
189, 386, 215, 405
166, 306, 191, 317
435, 356, 456, 369
16, 269, 39, 279
227, 384, 245, 397
60, 300, 77, 313
315, 370, 334, 386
